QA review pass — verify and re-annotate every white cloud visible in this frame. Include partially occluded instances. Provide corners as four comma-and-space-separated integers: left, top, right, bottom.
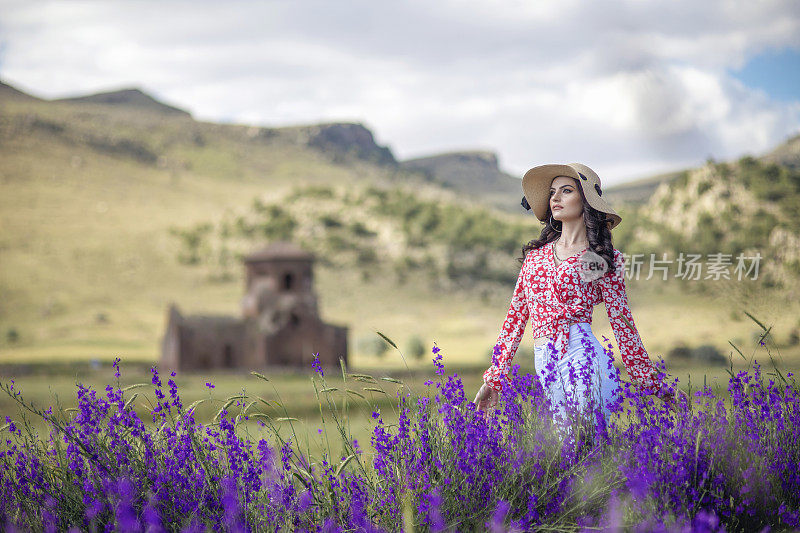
0, 0, 798, 182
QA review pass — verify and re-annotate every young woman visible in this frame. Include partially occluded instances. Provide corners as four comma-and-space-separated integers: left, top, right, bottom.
473, 163, 676, 423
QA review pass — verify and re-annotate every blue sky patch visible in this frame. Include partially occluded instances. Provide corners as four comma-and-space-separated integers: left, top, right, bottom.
730, 47, 800, 103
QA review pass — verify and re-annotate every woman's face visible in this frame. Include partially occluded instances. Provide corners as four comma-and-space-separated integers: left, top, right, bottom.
549, 176, 583, 222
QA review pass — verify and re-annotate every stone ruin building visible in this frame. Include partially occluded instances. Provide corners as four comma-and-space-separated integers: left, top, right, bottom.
161, 242, 348, 372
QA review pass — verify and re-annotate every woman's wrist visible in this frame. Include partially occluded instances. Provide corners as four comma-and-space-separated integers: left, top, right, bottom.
484, 379, 502, 393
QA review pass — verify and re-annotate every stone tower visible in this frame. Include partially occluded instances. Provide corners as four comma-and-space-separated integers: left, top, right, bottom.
161, 242, 347, 371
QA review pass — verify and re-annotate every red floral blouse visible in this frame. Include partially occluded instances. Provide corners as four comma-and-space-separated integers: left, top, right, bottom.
483, 240, 660, 395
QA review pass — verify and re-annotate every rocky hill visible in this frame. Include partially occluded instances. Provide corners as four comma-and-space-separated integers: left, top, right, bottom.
0, 79, 403, 172
603, 169, 688, 207
273, 122, 396, 166
0, 80, 42, 101
400, 150, 522, 210
760, 132, 800, 170
0, 79, 532, 207
603, 133, 800, 208
55, 87, 192, 116
615, 154, 800, 295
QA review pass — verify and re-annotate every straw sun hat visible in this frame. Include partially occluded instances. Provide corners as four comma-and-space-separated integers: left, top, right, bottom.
521, 163, 621, 230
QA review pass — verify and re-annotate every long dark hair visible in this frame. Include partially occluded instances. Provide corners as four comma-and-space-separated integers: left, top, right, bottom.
518, 177, 615, 275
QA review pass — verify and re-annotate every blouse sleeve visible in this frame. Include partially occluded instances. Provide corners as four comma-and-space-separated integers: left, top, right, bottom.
483, 255, 530, 392
598, 250, 660, 395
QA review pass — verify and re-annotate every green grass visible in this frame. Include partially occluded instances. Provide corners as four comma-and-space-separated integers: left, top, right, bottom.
0, 359, 481, 458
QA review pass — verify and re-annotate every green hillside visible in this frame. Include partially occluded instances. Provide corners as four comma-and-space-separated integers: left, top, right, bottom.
2, 80, 799, 373
0, 82, 536, 367
615, 156, 800, 294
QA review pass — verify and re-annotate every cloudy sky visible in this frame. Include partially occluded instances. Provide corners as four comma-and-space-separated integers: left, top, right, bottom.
1, 0, 799, 183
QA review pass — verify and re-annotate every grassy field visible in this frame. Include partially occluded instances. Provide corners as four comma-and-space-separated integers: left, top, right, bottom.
0, 358, 478, 458
3, 218, 799, 380
2, 329, 796, 456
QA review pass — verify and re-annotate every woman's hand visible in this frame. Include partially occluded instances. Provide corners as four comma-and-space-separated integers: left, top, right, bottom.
473, 382, 499, 412
664, 387, 690, 410
649, 369, 690, 410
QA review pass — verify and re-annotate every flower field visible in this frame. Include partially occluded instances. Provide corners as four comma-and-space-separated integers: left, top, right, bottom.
1, 319, 799, 532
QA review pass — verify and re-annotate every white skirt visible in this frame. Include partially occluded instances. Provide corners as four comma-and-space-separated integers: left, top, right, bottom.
533, 322, 621, 426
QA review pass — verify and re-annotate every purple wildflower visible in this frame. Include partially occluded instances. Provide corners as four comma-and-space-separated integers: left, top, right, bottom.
311, 352, 324, 377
